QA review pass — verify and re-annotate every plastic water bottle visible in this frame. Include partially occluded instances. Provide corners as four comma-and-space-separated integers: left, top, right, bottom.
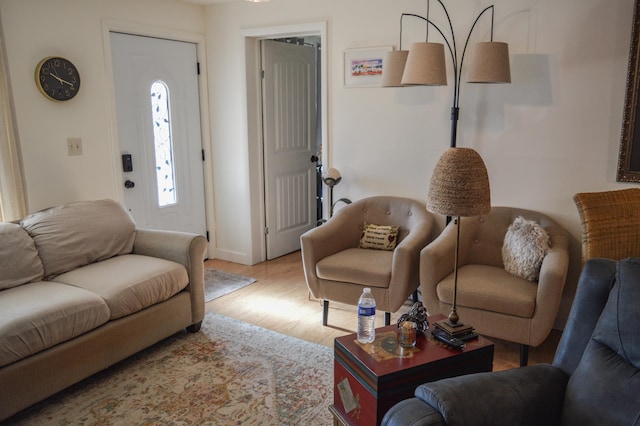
357, 288, 376, 343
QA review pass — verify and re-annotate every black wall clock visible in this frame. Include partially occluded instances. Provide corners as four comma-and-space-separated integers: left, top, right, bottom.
35, 56, 81, 102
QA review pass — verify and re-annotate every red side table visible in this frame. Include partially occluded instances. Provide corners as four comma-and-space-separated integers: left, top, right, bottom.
330, 315, 494, 426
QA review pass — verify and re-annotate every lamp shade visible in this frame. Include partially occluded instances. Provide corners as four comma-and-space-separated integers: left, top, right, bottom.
323, 167, 342, 187
401, 42, 447, 86
467, 42, 511, 83
427, 148, 491, 217
381, 50, 409, 87
325, 168, 341, 181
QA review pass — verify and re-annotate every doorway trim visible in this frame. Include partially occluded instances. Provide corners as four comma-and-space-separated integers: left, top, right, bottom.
101, 19, 215, 255
242, 22, 328, 263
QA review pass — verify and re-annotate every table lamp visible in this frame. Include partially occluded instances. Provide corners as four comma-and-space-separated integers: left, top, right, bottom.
426, 147, 491, 333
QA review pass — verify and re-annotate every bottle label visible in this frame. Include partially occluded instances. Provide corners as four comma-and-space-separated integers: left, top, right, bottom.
358, 306, 375, 316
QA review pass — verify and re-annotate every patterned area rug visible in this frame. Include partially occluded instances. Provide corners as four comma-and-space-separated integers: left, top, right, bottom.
204, 268, 257, 302
9, 312, 333, 425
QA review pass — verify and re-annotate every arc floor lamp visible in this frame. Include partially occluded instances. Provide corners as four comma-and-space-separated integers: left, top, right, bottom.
382, 0, 511, 148
382, 1, 510, 335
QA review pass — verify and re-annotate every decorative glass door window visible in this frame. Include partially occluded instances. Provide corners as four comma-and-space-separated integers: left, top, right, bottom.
150, 81, 177, 207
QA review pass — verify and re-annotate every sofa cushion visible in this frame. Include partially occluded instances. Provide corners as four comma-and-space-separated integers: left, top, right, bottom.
502, 216, 550, 282
359, 222, 399, 251
0, 223, 44, 290
0, 281, 110, 367
437, 264, 538, 318
316, 248, 392, 288
20, 199, 135, 278
54, 254, 189, 319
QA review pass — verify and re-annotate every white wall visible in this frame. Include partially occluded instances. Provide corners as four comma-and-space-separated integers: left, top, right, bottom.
204, 0, 636, 327
0, 0, 635, 328
0, 0, 206, 212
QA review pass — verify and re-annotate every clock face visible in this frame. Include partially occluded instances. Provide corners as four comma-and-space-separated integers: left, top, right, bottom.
35, 56, 80, 102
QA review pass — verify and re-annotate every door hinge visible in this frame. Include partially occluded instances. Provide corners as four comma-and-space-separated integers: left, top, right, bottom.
206, 231, 210, 242
260, 69, 265, 79
264, 226, 269, 235
197, 62, 201, 75
202, 149, 205, 161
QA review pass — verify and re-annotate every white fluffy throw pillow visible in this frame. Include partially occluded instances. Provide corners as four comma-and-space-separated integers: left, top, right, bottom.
502, 216, 550, 282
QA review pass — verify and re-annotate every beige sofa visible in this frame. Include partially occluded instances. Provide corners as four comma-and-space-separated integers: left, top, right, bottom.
0, 199, 207, 420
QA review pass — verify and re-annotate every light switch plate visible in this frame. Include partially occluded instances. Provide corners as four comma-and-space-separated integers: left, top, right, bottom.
67, 137, 82, 156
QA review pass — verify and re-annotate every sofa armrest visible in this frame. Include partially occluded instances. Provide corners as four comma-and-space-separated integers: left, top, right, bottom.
300, 212, 362, 297
529, 233, 570, 347
133, 229, 208, 325
412, 364, 568, 426
553, 258, 616, 375
419, 223, 457, 313
388, 217, 434, 310
301, 211, 361, 261
394, 216, 434, 257
382, 397, 446, 426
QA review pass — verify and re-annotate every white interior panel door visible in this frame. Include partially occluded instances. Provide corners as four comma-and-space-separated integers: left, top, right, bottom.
262, 40, 317, 259
110, 32, 206, 236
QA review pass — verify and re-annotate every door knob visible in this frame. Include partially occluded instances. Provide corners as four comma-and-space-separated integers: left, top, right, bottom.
124, 180, 135, 189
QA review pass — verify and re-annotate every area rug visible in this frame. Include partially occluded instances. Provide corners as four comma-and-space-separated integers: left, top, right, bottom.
204, 268, 257, 302
9, 312, 333, 425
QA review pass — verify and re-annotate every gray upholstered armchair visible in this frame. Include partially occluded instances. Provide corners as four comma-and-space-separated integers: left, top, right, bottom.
421, 207, 570, 366
300, 196, 435, 326
382, 257, 640, 426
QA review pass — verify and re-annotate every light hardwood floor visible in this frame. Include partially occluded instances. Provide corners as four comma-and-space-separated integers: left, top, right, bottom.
205, 251, 561, 372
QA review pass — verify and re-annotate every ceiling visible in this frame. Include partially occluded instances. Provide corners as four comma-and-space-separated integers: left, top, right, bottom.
180, 0, 241, 4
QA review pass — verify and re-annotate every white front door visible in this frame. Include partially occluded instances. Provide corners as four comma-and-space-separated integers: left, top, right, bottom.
110, 32, 206, 236
261, 39, 318, 259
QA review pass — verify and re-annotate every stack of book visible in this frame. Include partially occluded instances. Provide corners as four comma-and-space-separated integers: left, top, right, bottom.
433, 320, 479, 341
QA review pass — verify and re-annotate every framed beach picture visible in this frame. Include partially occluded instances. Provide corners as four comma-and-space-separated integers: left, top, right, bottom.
343, 46, 393, 88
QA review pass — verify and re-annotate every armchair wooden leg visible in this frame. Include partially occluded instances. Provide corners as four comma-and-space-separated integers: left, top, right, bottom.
385, 312, 391, 326
323, 300, 329, 326
520, 344, 529, 367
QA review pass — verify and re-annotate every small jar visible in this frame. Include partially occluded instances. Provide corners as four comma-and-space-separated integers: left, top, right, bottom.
400, 321, 417, 348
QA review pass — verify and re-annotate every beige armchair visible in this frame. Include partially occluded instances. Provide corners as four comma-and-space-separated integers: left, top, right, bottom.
300, 196, 435, 326
421, 206, 570, 366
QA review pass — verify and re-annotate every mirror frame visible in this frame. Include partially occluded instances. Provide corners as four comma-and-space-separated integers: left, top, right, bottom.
618, 0, 640, 182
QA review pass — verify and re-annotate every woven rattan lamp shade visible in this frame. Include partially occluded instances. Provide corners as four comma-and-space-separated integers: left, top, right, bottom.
427, 148, 491, 217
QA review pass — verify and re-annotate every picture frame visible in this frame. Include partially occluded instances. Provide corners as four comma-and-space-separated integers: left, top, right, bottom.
343, 46, 393, 88
618, 0, 640, 182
